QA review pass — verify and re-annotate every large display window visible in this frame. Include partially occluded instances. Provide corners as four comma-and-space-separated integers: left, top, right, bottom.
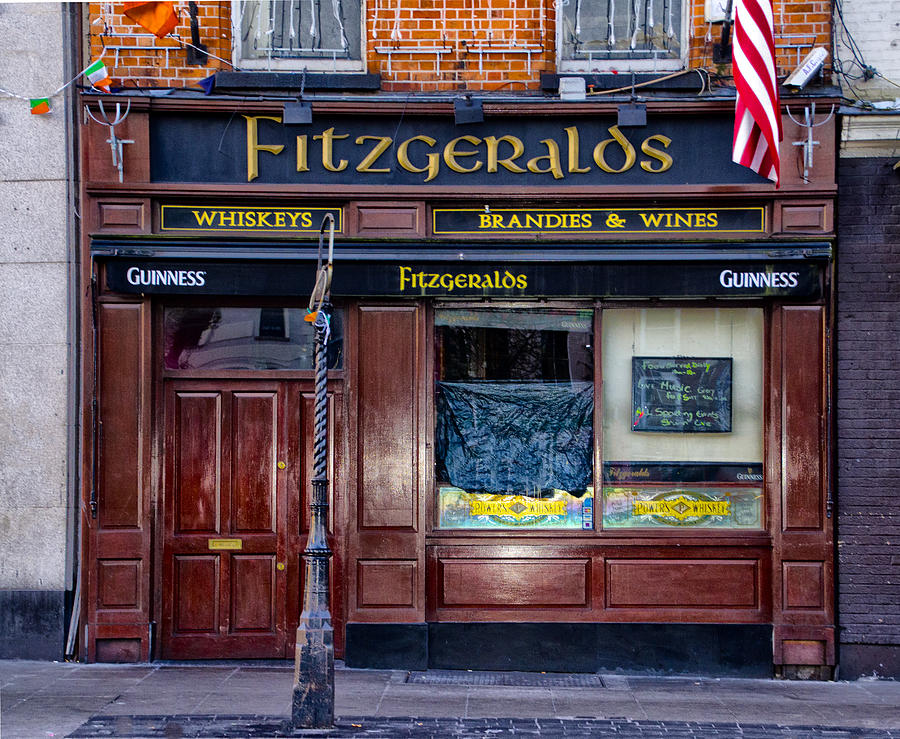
601, 308, 765, 530
435, 307, 595, 529
434, 305, 765, 532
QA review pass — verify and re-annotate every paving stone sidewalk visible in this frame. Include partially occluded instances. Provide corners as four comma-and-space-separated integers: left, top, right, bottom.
2, 660, 899, 738
67, 715, 900, 738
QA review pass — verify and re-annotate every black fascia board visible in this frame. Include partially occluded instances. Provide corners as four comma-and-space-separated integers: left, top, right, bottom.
213, 71, 381, 92
90, 238, 832, 263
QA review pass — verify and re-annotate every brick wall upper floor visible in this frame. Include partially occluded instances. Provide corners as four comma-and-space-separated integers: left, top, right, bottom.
87, 0, 832, 93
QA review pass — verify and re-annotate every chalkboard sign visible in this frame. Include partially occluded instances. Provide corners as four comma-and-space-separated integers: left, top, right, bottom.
632, 357, 732, 433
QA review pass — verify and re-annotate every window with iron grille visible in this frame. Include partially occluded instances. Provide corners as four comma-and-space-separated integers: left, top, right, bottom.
558, 0, 684, 71
236, 0, 364, 70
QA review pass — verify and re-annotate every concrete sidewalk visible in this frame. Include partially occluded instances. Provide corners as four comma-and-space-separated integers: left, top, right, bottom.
1, 660, 899, 737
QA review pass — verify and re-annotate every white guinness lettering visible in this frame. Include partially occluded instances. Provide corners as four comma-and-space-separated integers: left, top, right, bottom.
126, 267, 207, 287
719, 270, 800, 289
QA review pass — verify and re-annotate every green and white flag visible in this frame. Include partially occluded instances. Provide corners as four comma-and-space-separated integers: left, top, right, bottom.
83, 59, 111, 90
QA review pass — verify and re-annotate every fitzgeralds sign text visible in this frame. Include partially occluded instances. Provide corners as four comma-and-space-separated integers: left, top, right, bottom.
244, 117, 673, 183
149, 112, 767, 186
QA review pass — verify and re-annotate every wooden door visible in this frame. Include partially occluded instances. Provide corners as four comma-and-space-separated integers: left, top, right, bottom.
160, 380, 297, 659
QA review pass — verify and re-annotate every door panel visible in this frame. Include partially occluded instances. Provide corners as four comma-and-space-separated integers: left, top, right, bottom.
175, 393, 222, 534
173, 555, 219, 633
232, 393, 277, 533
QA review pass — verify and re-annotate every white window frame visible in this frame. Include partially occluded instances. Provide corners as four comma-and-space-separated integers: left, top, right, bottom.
556, 0, 689, 73
233, 0, 367, 72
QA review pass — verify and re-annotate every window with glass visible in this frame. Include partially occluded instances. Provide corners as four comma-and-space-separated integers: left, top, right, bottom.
236, 0, 364, 71
163, 307, 343, 371
559, 0, 683, 71
601, 308, 764, 530
435, 307, 595, 530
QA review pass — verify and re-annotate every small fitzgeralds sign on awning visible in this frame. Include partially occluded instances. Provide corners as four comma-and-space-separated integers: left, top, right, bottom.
433, 207, 765, 235
160, 205, 343, 233
105, 260, 823, 299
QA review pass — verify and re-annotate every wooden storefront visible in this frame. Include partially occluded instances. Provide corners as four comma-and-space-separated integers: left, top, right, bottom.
80, 95, 836, 674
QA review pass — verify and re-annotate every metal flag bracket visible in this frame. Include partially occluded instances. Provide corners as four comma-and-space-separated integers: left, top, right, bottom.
306, 212, 335, 323
787, 102, 835, 183
85, 99, 133, 183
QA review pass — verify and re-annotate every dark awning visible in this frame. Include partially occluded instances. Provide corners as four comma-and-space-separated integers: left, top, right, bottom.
94, 238, 829, 300
91, 237, 831, 263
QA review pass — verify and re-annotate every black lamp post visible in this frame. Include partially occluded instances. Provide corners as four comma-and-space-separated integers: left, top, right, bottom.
292, 216, 335, 729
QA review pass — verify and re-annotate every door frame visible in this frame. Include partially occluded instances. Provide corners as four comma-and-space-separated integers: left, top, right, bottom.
150, 301, 348, 660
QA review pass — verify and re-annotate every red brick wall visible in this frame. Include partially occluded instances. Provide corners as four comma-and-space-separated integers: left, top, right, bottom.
87, 1, 831, 91
88, 2, 231, 88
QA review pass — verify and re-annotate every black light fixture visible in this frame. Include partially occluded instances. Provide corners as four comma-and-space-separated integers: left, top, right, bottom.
283, 100, 312, 125
454, 95, 483, 125
284, 69, 313, 125
617, 103, 647, 127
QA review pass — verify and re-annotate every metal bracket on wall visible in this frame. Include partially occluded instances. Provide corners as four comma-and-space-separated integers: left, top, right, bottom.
465, 42, 544, 76
787, 102, 835, 183
85, 99, 134, 183
374, 45, 453, 75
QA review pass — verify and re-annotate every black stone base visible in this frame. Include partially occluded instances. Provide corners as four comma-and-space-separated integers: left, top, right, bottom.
839, 644, 900, 680
345, 623, 428, 670
0, 590, 66, 660
345, 622, 773, 676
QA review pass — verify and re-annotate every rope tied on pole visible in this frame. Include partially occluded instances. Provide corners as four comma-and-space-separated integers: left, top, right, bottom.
306, 212, 334, 323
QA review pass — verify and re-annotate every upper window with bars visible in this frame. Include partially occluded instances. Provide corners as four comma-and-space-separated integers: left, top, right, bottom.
558, 0, 684, 71
235, 0, 364, 71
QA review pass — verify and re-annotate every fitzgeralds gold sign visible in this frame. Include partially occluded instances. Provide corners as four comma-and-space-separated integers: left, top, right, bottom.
149, 112, 767, 186
399, 266, 527, 293
244, 118, 674, 183
433, 207, 765, 234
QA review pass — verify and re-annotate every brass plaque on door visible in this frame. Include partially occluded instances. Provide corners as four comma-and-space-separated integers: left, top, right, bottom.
208, 538, 243, 550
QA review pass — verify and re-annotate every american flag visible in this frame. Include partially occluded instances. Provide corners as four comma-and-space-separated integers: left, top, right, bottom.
732, 0, 781, 186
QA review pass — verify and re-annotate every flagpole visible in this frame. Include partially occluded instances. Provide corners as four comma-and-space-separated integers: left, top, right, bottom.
291, 215, 335, 729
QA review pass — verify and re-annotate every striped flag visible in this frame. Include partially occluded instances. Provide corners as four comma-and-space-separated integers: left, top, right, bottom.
732, 0, 781, 186
83, 59, 111, 91
30, 98, 51, 115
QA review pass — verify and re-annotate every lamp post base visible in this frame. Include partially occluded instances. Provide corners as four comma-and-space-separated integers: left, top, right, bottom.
291, 619, 334, 728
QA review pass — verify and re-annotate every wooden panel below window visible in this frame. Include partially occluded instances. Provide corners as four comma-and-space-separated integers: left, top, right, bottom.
357, 560, 417, 608
439, 558, 590, 608
783, 561, 825, 610
607, 559, 759, 609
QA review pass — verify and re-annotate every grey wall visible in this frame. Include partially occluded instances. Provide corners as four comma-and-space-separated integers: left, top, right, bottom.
0, 2, 73, 659
836, 155, 900, 679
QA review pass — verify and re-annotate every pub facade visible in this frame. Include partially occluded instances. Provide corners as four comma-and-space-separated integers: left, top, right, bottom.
78, 1, 837, 676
